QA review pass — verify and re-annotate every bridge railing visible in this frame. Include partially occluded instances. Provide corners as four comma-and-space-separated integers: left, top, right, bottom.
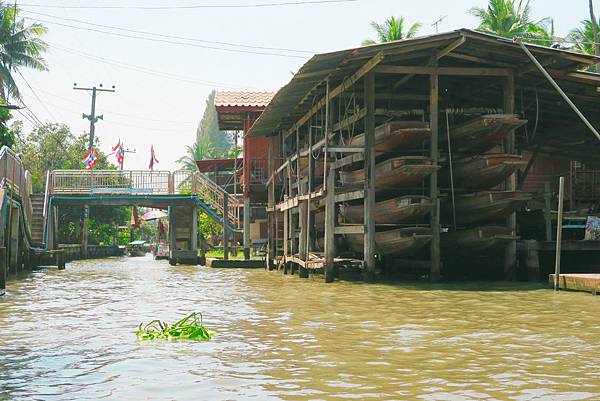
0, 146, 33, 238
48, 169, 241, 229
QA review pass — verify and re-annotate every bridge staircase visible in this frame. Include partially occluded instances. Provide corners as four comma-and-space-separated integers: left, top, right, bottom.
30, 193, 45, 246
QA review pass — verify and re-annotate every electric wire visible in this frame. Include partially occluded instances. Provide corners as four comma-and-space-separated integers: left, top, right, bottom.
23, 17, 308, 58
18, 0, 358, 10
17, 70, 59, 122
22, 10, 315, 54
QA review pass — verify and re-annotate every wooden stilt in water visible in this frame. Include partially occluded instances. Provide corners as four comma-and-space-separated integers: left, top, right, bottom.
9, 206, 19, 275
363, 71, 376, 282
82, 205, 89, 259
429, 71, 441, 282
223, 193, 229, 261
168, 206, 177, 266
503, 74, 517, 280
0, 247, 6, 295
554, 176, 565, 291
324, 169, 336, 283
525, 240, 540, 282
544, 182, 552, 241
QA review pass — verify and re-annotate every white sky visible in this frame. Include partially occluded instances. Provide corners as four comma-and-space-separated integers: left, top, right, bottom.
13, 0, 594, 170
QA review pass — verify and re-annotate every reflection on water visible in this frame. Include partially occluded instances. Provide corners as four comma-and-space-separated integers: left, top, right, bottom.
1, 255, 600, 400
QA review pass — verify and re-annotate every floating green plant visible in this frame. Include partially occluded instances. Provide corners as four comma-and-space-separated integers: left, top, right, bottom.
136, 312, 213, 341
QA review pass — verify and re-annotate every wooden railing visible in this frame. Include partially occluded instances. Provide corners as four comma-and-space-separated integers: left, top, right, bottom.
48, 169, 241, 229
0, 146, 34, 239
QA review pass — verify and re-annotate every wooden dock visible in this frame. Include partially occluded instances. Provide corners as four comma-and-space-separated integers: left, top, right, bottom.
549, 274, 600, 294
205, 258, 265, 269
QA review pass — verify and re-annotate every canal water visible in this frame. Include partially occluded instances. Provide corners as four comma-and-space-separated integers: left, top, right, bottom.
1, 256, 600, 400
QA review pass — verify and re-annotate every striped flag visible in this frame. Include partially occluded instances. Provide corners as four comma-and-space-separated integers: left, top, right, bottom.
82, 147, 98, 170
113, 139, 125, 168
149, 145, 159, 170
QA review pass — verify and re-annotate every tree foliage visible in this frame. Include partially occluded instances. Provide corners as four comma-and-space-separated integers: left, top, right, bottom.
0, 2, 48, 101
196, 90, 232, 156
0, 101, 14, 148
469, 0, 550, 39
15, 123, 113, 192
362, 16, 422, 46
570, 18, 600, 55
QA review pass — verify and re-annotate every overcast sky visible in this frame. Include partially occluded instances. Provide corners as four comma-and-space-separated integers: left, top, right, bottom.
13, 0, 595, 170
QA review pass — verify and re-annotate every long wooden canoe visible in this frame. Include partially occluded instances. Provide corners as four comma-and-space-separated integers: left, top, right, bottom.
443, 191, 532, 225
341, 156, 440, 191
349, 121, 430, 155
441, 226, 517, 254
346, 227, 432, 257
341, 195, 433, 224
440, 154, 527, 190
447, 114, 527, 154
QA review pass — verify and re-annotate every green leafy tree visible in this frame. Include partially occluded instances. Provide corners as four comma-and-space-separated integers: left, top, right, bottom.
362, 16, 422, 46
469, 0, 550, 40
177, 137, 217, 170
0, 2, 48, 101
570, 15, 600, 71
0, 101, 14, 148
196, 90, 232, 156
16, 123, 113, 191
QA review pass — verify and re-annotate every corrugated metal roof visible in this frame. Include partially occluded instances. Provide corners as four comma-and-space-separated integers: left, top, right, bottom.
214, 91, 275, 108
247, 28, 600, 138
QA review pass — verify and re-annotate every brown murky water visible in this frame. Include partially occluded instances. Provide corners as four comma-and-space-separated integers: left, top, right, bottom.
1, 256, 600, 400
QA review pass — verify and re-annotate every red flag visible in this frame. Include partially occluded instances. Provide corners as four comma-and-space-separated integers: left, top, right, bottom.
149, 145, 159, 170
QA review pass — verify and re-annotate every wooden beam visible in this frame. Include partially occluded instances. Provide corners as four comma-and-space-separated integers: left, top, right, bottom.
335, 225, 365, 234
376, 65, 513, 76
324, 169, 336, 283
363, 71, 376, 282
285, 52, 384, 139
330, 153, 364, 170
429, 70, 441, 283
435, 36, 466, 59
503, 73, 517, 280
335, 190, 364, 203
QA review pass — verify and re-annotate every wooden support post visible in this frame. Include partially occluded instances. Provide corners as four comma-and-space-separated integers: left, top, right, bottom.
199, 233, 207, 265
168, 206, 177, 266
525, 240, 540, 282
82, 205, 89, 259
324, 169, 336, 283
363, 71, 376, 282
544, 182, 552, 242
223, 193, 229, 261
503, 74, 517, 280
9, 206, 19, 275
192, 205, 199, 264
267, 138, 276, 269
298, 181, 309, 278
429, 71, 441, 282
243, 196, 251, 260
554, 176, 565, 291
0, 247, 6, 295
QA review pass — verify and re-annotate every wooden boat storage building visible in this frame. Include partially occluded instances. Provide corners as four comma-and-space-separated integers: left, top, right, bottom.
245, 28, 600, 282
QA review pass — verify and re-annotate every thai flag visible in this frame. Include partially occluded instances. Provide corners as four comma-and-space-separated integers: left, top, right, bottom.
149, 145, 159, 170
82, 147, 98, 170
112, 139, 125, 168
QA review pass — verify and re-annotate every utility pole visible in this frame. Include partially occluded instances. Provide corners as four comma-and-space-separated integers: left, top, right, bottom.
73, 83, 115, 259
73, 83, 116, 148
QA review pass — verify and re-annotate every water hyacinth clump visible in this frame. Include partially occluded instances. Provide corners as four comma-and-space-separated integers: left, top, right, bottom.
136, 312, 213, 341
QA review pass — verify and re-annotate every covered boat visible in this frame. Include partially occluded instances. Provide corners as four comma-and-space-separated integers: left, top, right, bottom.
440, 154, 527, 190
348, 121, 430, 155
341, 195, 433, 224
127, 240, 147, 257
446, 114, 527, 154
443, 191, 532, 225
441, 226, 516, 254
346, 227, 432, 257
341, 156, 439, 191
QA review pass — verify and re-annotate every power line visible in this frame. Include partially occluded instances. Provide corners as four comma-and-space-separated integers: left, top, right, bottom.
17, 70, 59, 122
22, 10, 315, 54
46, 42, 255, 90
19, 0, 358, 10
15, 108, 40, 128
23, 16, 308, 58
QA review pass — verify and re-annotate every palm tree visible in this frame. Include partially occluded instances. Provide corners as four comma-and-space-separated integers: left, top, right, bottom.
177, 138, 217, 171
569, 17, 600, 71
469, 0, 550, 40
362, 16, 422, 46
0, 2, 48, 101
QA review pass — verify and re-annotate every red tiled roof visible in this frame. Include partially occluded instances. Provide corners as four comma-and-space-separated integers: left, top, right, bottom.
214, 91, 275, 108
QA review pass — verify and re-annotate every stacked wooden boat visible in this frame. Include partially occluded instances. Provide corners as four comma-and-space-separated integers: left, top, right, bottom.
440, 114, 529, 256
338, 121, 436, 258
